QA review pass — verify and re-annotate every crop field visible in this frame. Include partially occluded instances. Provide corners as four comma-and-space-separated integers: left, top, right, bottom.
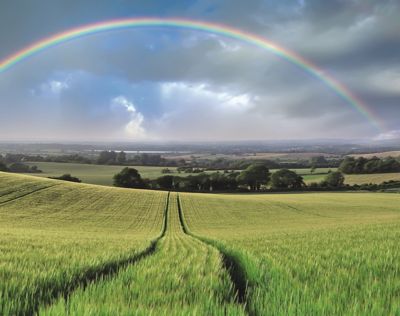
42, 193, 245, 315
180, 192, 400, 315
344, 172, 400, 185
0, 172, 167, 315
1, 171, 400, 315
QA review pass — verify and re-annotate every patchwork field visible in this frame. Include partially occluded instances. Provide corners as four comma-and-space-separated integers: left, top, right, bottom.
1, 172, 399, 315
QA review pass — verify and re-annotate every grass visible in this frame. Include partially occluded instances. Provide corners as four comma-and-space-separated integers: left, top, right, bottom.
0, 172, 167, 315
41, 193, 245, 315
180, 192, 400, 315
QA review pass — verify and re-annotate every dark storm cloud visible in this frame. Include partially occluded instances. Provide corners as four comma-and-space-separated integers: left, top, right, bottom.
0, 0, 399, 140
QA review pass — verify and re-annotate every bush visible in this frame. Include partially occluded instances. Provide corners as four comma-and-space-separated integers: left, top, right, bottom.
161, 168, 173, 174
0, 162, 9, 172
49, 174, 81, 183
8, 163, 42, 173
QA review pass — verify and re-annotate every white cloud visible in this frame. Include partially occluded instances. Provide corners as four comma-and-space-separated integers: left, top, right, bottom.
32, 79, 69, 97
111, 96, 145, 138
161, 82, 254, 111
48, 80, 69, 94
374, 130, 400, 141
368, 69, 400, 95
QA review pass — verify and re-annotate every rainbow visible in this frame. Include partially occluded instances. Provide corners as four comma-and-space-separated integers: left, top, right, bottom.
0, 17, 383, 130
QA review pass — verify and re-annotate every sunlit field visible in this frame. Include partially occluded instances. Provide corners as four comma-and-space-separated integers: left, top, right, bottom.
1, 172, 399, 314
1, 0, 400, 314
180, 192, 400, 315
0, 172, 166, 315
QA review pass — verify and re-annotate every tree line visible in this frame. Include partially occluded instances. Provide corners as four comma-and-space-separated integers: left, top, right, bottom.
2, 151, 341, 170
339, 156, 400, 174
113, 164, 346, 192
0, 155, 42, 174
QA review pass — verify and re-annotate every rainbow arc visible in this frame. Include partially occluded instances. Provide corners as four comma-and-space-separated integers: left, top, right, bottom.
0, 18, 383, 131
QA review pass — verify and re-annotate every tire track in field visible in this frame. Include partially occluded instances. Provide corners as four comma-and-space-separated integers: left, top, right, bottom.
176, 194, 253, 315
34, 192, 169, 315
271, 200, 332, 218
0, 184, 59, 207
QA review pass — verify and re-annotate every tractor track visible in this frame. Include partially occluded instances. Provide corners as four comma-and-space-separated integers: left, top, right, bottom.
176, 193, 254, 315
34, 192, 170, 316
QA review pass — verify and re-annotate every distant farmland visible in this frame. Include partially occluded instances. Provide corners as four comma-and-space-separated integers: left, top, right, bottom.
1, 172, 399, 314
24, 162, 177, 185
24, 161, 400, 187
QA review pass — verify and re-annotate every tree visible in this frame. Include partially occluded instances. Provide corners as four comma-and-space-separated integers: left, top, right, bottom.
97, 151, 117, 164
0, 162, 8, 172
310, 156, 328, 167
271, 169, 304, 189
209, 172, 237, 191
161, 168, 173, 174
323, 171, 345, 187
237, 164, 270, 190
116, 151, 127, 164
7, 163, 42, 173
339, 156, 400, 174
156, 175, 175, 190
380, 157, 400, 173
113, 167, 145, 188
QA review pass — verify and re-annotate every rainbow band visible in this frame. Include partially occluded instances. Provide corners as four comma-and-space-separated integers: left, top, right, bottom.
0, 17, 382, 131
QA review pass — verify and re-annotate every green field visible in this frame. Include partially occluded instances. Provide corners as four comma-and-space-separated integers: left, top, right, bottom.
180, 192, 400, 314
42, 193, 245, 315
24, 162, 179, 186
0, 172, 167, 315
1, 172, 400, 315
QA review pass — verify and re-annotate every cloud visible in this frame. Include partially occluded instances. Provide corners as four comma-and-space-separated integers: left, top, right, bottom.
47, 80, 69, 94
367, 68, 400, 95
111, 96, 146, 138
146, 81, 373, 141
32, 79, 70, 97
161, 82, 253, 111
0, 1, 399, 140
374, 130, 400, 141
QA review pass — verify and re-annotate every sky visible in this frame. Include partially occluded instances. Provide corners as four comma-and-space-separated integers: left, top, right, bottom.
0, 0, 399, 142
